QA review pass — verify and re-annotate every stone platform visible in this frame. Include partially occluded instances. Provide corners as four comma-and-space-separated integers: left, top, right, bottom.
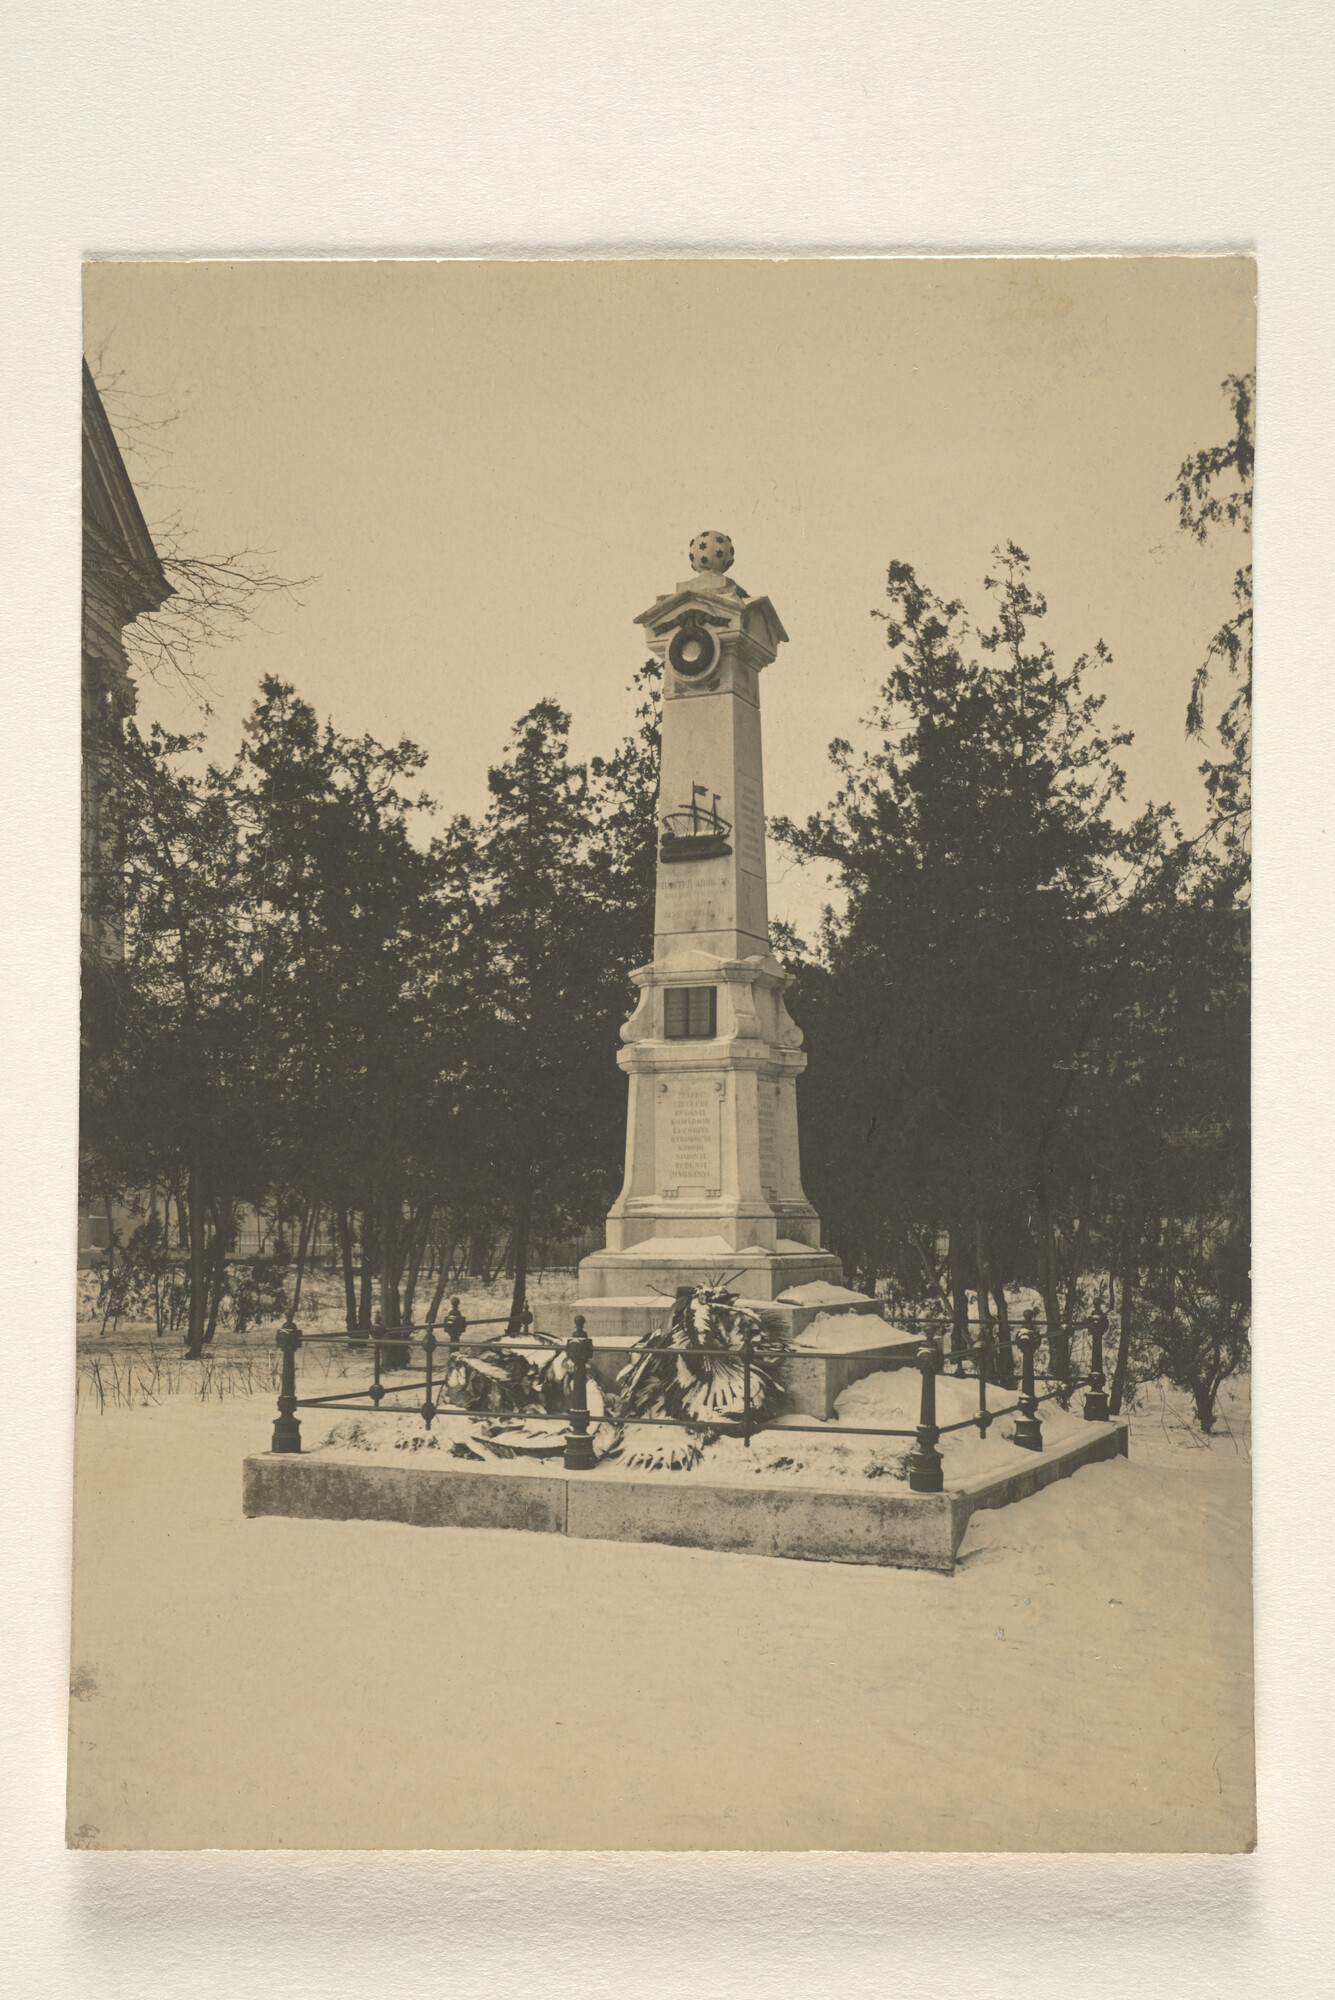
243, 1420, 1129, 1574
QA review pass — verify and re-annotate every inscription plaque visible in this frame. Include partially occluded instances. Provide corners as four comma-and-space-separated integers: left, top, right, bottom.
658, 1076, 724, 1193
758, 1083, 778, 1195
657, 866, 731, 934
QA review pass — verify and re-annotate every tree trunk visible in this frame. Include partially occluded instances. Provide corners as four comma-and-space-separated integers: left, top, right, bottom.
468, 1228, 492, 1280
425, 1261, 452, 1328
508, 1183, 533, 1332
336, 1206, 358, 1332
1062, 1211, 1085, 1344
97, 1186, 121, 1335
379, 1195, 401, 1330
202, 1194, 229, 1345
401, 1206, 430, 1328
185, 1161, 208, 1357
291, 1201, 316, 1316
429, 1227, 461, 1302
357, 1204, 377, 1330
150, 1215, 165, 1338
974, 1219, 998, 1380
1110, 1253, 1135, 1416
948, 1221, 970, 1366
1033, 1177, 1069, 1377
485, 1231, 512, 1286
379, 1195, 412, 1368
902, 1216, 953, 1317
992, 1281, 1016, 1390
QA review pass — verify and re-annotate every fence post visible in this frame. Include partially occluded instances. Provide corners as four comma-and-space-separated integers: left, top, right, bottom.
563, 1315, 597, 1471
1083, 1307, 1111, 1422
1013, 1324, 1043, 1451
271, 1314, 302, 1454
907, 1336, 944, 1493
421, 1326, 438, 1429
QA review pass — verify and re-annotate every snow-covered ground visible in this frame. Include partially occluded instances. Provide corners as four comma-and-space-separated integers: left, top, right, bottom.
66, 1347, 1253, 1852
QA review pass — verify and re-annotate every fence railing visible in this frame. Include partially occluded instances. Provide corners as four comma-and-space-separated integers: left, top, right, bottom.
268, 1303, 1116, 1494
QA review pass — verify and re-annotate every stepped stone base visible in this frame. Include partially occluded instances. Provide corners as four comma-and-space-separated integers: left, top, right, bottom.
576, 1236, 845, 1306
780, 1313, 921, 1420
243, 1420, 1130, 1574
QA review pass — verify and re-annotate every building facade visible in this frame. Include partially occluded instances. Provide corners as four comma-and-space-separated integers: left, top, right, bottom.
79, 360, 172, 1261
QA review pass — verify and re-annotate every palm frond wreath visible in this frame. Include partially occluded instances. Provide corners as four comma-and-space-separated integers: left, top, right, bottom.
609, 1282, 791, 1471
443, 1340, 553, 1415
460, 1336, 617, 1461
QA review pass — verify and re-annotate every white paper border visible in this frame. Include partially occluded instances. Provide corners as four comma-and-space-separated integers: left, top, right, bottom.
3, 1, 1332, 1992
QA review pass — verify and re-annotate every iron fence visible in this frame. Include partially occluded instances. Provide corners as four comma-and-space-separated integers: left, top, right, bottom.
268, 1302, 1117, 1495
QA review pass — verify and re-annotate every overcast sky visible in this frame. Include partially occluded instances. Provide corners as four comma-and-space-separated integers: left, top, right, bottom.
85, 256, 1254, 939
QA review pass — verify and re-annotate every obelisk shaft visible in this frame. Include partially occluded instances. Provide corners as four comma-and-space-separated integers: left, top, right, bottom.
654, 666, 769, 961
575, 534, 842, 1307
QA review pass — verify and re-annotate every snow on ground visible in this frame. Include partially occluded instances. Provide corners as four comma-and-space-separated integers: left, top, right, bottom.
66, 1337, 1254, 1852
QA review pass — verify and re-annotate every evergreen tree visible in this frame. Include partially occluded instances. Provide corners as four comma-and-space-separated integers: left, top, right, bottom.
229, 678, 448, 1333
1168, 370, 1253, 866
82, 681, 459, 1347
81, 719, 260, 1353
775, 548, 1168, 1376
436, 701, 633, 1327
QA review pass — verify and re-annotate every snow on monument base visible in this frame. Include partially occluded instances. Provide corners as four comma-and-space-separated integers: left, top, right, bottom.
243, 1420, 1130, 1574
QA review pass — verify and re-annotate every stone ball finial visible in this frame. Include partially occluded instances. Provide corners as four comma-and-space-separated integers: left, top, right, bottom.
689, 530, 734, 575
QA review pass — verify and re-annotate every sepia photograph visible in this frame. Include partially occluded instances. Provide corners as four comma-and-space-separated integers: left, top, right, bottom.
71, 255, 1254, 1852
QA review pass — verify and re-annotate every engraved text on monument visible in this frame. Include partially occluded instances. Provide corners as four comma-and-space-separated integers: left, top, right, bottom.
659, 1078, 724, 1193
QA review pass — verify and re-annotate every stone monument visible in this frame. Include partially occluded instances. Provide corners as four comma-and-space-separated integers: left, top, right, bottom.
571, 534, 913, 1412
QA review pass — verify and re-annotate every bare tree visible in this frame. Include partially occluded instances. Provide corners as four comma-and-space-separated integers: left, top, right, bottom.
90, 354, 313, 704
